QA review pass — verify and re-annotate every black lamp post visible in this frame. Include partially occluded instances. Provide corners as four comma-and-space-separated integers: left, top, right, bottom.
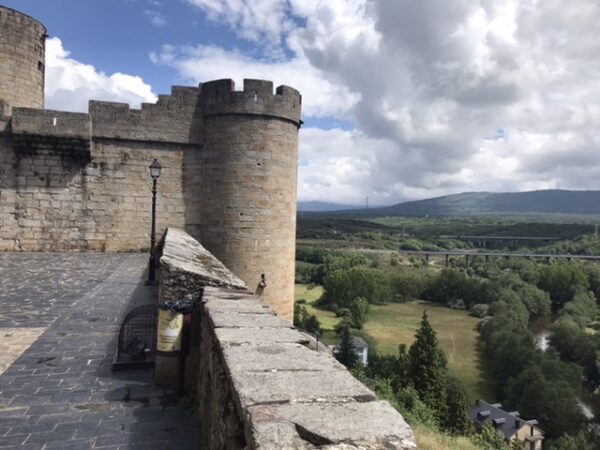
147, 158, 161, 284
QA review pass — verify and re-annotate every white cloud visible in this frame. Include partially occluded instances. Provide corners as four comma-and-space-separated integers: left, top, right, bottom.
45, 37, 157, 112
161, 0, 600, 203
144, 10, 168, 27
150, 44, 358, 119
186, 0, 297, 47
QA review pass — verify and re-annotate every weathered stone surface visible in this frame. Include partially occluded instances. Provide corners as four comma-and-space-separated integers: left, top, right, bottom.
223, 343, 343, 373
248, 402, 418, 450
231, 370, 376, 406
12, 108, 91, 139
215, 327, 308, 346
0, 6, 46, 114
156, 228, 247, 390
160, 227, 247, 302
210, 311, 289, 329
205, 298, 274, 314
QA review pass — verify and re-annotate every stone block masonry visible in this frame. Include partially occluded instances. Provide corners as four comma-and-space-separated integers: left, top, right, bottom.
0, 6, 46, 114
0, 77, 300, 319
1, 4, 300, 321
159, 228, 417, 449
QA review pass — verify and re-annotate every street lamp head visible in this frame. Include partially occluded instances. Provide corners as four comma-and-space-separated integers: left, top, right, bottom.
149, 159, 162, 180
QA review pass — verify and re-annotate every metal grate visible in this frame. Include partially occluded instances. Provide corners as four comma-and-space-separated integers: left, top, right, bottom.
112, 304, 157, 371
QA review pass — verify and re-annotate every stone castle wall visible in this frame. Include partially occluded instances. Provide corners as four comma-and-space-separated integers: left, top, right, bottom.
0, 6, 46, 114
0, 6, 301, 320
0, 81, 300, 320
0, 106, 189, 252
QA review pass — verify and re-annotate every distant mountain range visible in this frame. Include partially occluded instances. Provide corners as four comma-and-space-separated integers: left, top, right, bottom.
305, 190, 600, 217
297, 201, 361, 212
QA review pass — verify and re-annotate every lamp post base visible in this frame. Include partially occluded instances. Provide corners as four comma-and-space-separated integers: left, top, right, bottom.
146, 254, 157, 285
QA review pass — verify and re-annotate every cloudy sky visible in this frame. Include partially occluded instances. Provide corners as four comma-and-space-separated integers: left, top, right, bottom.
5, 0, 600, 206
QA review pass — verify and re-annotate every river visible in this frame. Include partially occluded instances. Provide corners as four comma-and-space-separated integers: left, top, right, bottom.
530, 317, 600, 421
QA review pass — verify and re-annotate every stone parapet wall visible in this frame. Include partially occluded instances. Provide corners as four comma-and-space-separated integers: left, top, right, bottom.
12, 108, 91, 140
159, 228, 417, 449
90, 86, 202, 144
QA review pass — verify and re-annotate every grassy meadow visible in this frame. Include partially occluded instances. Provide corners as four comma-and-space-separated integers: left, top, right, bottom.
294, 283, 494, 402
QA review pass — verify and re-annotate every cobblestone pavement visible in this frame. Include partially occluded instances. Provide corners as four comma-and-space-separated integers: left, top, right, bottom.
0, 254, 198, 449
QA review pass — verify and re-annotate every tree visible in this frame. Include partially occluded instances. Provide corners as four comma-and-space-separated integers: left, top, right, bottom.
444, 377, 472, 435
304, 315, 322, 337
294, 303, 309, 328
321, 267, 394, 307
408, 311, 447, 416
336, 324, 358, 369
513, 282, 551, 319
470, 303, 490, 318
546, 431, 600, 450
395, 385, 439, 429
504, 364, 586, 439
471, 424, 511, 450
396, 344, 410, 390
537, 263, 589, 310
294, 303, 323, 337
559, 289, 598, 328
349, 296, 369, 329
393, 271, 425, 300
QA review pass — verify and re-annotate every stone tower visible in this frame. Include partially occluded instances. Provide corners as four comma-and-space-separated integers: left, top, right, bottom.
197, 79, 302, 321
0, 6, 46, 115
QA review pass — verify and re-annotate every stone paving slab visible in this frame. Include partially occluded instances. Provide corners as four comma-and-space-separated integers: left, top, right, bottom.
0, 328, 46, 375
0, 253, 198, 449
0, 253, 127, 328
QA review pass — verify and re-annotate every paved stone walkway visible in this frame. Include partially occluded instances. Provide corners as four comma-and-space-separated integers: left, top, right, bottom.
0, 254, 198, 449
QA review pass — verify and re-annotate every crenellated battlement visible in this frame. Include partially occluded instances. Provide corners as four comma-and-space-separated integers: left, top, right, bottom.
12, 108, 91, 140
201, 79, 302, 126
90, 85, 202, 144
10, 108, 91, 157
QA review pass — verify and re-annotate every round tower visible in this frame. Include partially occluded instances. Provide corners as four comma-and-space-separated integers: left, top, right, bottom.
0, 6, 46, 115
198, 79, 302, 322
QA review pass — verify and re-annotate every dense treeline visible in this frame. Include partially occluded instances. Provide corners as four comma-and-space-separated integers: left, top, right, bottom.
299, 245, 600, 446
298, 216, 594, 241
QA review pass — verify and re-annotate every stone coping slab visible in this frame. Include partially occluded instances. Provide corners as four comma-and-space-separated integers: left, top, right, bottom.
215, 327, 308, 346
223, 343, 344, 373
159, 228, 247, 302
248, 401, 417, 449
209, 311, 289, 329
230, 370, 376, 407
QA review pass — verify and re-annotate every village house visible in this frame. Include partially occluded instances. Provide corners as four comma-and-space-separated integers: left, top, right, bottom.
469, 400, 544, 450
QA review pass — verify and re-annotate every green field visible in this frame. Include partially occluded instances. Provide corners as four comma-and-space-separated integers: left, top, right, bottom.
294, 284, 494, 401
294, 284, 340, 344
